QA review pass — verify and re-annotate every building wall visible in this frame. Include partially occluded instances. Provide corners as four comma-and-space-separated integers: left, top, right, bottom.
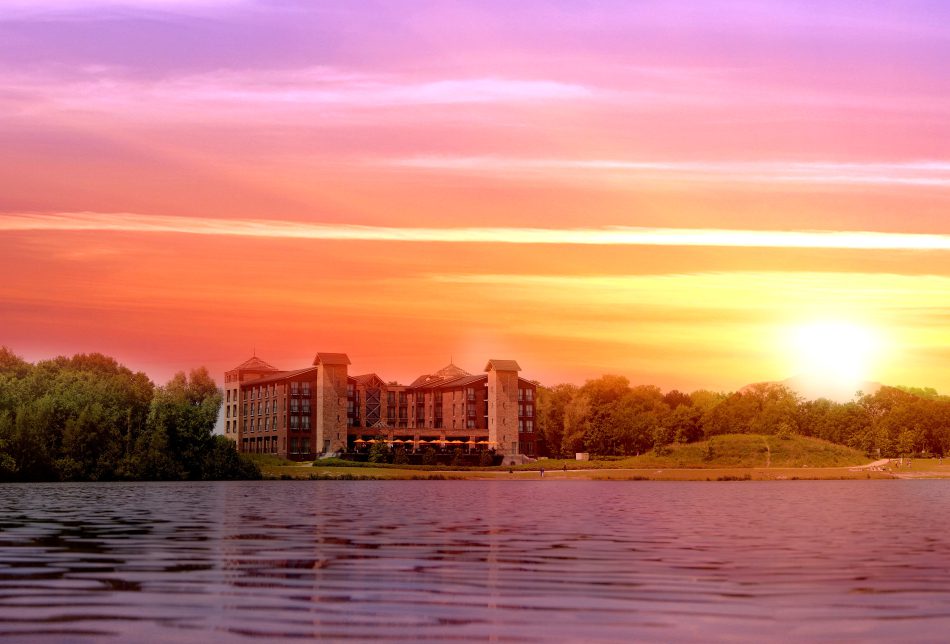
317, 363, 348, 453
487, 367, 520, 457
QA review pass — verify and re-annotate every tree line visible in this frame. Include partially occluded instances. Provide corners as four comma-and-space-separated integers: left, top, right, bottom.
0, 347, 259, 481
536, 376, 950, 458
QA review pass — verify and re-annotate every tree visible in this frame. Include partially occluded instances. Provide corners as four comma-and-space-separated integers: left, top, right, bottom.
368, 437, 390, 463
136, 367, 222, 479
201, 436, 261, 480
57, 403, 121, 481
0, 411, 16, 479
665, 404, 704, 443
393, 446, 409, 465
561, 392, 591, 454
664, 389, 692, 409
536, 383, 578, 457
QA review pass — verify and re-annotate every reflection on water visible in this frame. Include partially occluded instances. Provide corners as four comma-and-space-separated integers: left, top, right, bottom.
1, 481, 950, 641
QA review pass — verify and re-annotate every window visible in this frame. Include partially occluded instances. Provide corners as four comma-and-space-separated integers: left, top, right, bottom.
290, 416, 299, 429
301, 415, 310, 430
526, 389, 534, 401
526, 420, 534, 432
526, 404, 534, 416
226, 390, 230, 403
518, 389, 524, 401
291, 399, 299, 413
302, 438, 310, 454
290, 438, 299, 454
264, 417, 269, 432
250, 402, 255, 416
519, 419, 524, 433
302, 383, 311, 396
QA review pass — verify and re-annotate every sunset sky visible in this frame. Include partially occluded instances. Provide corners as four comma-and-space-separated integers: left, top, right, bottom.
2, 0, 949, 395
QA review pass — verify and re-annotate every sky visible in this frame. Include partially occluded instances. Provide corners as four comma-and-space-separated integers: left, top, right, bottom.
1, 0, 949, 395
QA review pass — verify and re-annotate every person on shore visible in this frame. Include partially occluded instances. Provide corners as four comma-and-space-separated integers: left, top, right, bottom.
540, 467, 544, 478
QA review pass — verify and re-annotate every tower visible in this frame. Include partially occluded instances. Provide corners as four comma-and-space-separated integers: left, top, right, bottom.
485, 359, 521, 457
313, 352, 351, 454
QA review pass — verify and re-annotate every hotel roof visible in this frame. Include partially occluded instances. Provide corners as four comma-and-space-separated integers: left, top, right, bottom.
241, 366, 318, 387
484, 359, 521, 372
313, 352, 351, 366
229, 356, 279, 372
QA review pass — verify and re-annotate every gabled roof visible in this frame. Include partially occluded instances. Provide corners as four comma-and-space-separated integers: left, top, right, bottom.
354, 373, 384, 386
435, 362, 471, 379
313, 352, 351, 366
229, 356, 279, 372
410, 373, 487, 390
242, 367, 318, 387
409, 373, 441, 388
408, 362, 474, 389
445, 374, 488, 388
484, 359, 521, 372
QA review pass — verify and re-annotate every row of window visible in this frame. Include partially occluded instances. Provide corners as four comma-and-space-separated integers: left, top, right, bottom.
240, 436, 312, 455
519, 419, 535, 433
244, 401, 313, 416
227, 382, 314, 405
289, 382, 312, 397
239, 415, 313, 433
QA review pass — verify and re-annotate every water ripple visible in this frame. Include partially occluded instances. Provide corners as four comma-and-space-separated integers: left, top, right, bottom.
1, 481, 950, 641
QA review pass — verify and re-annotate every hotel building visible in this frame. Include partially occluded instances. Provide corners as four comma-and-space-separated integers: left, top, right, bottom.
222, 353, 538, 461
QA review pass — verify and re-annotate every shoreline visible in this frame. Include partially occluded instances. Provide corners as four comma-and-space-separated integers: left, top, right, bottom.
264, 463, 924, 481
255, 452, 950, 481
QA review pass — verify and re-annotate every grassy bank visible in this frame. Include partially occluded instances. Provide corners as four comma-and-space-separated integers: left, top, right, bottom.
513, 434, 869, 471
250, 435, 880, 480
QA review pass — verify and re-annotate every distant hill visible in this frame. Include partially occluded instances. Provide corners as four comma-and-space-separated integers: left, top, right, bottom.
780, 375, 883, 403
553, 434, 871, 469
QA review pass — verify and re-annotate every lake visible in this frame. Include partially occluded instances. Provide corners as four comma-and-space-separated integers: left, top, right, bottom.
1, 480, 949, 642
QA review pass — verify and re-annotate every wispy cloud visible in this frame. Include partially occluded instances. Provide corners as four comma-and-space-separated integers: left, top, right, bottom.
0, 0, 245, 14
0, 67, 594, 123
4, 211, 950, 250
388, 157, 950, 188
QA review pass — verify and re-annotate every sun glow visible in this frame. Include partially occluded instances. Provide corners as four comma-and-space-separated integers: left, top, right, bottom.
788, 321, 881, 399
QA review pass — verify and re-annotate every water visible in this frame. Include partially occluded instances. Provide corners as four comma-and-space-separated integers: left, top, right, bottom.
1, 481, 950, 642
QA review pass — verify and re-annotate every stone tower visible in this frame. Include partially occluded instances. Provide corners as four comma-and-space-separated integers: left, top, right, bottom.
313, 352, 351, 454
485, 359, 521, 457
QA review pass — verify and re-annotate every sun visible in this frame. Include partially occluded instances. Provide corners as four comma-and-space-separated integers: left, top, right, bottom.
786, 321, 881, 398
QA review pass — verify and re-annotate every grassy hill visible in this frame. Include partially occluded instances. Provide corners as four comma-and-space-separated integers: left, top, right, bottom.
526, 434, 870, 470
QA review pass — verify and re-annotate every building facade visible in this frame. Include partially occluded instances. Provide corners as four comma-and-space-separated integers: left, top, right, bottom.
223, 353, 538, 461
